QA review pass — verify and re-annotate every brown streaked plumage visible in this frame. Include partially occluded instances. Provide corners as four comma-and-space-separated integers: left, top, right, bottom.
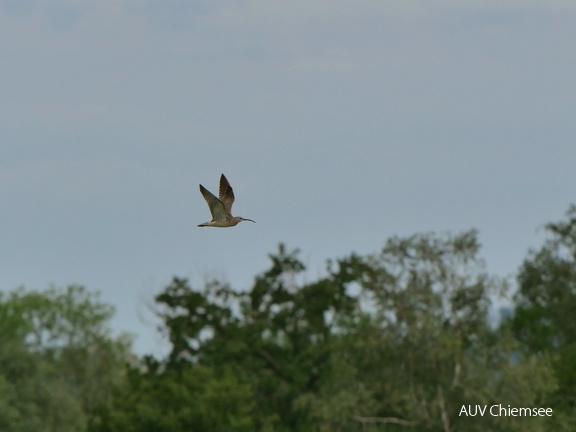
198, 174, 255, 228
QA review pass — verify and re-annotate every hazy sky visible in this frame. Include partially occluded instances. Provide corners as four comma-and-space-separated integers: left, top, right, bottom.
2, 0, 575, 356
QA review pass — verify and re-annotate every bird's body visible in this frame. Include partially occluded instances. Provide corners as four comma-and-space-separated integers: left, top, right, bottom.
198, 174, 255, 228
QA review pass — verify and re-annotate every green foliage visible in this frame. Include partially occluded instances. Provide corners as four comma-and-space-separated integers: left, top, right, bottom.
150, 244, 358, 430
0, 285, 132, 432
97, 361, 254, 432
0, 333, 86, 432
101, 229, 576, 431
295, 232, 565, 431
511, 205, 576, 413
513, 205, 576, 351
8, 207, 576, 431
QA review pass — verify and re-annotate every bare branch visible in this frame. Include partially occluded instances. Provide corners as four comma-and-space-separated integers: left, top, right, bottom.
451, 361, 461, 389
438, 385, 451, 432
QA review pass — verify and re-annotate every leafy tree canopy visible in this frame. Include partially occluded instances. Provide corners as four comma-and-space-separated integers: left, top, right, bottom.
99, 230, 575, 431
0, 285, 132, 432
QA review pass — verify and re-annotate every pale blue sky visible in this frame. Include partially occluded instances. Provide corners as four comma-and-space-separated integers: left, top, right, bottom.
2, 1, 575, 356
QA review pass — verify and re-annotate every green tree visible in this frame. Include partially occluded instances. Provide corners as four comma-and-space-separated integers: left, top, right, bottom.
511, 205, 576, 414
294, 232, 568, 431
96, 359, 255, 432
101, 232, 575, 431
0, 285, 132, 431
152, 244, 358, 431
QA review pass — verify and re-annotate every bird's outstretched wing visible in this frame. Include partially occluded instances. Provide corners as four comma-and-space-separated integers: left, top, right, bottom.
199, 185, 227, 221
219, 174, 235, 215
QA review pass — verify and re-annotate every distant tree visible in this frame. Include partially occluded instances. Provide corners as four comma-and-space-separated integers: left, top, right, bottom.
295, 231, 571, 431
101, 231, 576, 431
0, 285, 132, 431
151, 244, 358, 431
95, 358, 255, 432
513, 205, 576, 351
0, 332, 86, 432
511, 204, 576, 412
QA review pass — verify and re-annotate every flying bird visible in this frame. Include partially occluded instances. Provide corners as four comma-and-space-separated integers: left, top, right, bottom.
198, 174, 255, 228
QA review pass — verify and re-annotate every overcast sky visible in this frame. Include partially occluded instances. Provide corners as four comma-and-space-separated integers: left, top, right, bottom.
2, 0, 575, 356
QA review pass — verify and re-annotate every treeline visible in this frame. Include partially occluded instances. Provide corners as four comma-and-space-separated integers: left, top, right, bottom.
2, 207, 576, 431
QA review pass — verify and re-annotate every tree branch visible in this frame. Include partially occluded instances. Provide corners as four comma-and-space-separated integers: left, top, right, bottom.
438, 385, 451, 432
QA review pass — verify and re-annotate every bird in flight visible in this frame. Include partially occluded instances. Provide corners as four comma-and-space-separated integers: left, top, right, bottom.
198, 174, 255, 228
